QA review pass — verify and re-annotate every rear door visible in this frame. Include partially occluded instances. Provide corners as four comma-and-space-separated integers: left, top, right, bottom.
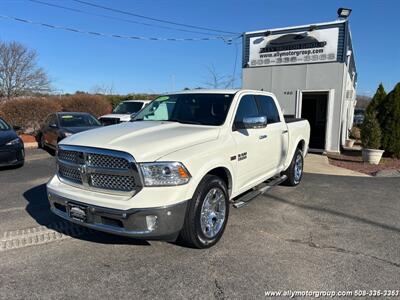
255, 95, 288, 174
231, 94, 265, 192
47, 114, 59, 148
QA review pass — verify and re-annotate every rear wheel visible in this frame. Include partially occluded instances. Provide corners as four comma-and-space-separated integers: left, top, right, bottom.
283, 149, 304, 186
179, 175, 229, 248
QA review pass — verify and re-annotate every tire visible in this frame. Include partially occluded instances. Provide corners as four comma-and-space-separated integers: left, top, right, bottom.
179, 175, 229, 249
283, 149, 304, 186
39, 134, 45, 149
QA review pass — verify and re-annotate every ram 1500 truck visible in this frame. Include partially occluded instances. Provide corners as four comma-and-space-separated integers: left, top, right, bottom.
47, 90, 310, 248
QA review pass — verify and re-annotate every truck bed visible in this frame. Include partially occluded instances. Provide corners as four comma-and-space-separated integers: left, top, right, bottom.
284, 115, 307, 123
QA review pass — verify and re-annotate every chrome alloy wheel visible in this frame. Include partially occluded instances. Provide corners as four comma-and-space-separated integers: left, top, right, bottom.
294, 153, 303, 183
200, 187, 226, 239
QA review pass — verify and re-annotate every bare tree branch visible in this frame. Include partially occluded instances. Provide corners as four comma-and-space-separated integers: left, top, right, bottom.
91, 83, 115, 95
203, 64, 235, 89
0, 41, 51, 100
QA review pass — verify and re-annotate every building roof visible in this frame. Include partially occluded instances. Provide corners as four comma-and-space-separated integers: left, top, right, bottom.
245, 19, 347, 35
171, 89, 240, 95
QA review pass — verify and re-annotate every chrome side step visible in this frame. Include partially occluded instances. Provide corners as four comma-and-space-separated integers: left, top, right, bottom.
232, 175, 287, 209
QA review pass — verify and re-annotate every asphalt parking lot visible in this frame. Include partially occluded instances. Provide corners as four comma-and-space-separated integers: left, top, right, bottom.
1, 149, 400, 299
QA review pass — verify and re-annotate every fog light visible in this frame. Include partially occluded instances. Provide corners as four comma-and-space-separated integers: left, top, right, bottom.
146, 215, 158, 231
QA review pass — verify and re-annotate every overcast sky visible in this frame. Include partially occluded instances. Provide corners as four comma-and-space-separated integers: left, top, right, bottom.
0, 0, 399, 95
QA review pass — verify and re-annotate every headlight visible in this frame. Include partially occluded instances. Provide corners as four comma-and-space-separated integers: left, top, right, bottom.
6, 138, 21, 146
140, 162, 191, 186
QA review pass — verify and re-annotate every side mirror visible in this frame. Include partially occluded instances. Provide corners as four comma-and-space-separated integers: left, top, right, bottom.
12, 125, 22, 131
235, 116, 268, 130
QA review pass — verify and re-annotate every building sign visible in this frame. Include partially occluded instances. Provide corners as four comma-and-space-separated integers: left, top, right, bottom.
248, 27, 339, 67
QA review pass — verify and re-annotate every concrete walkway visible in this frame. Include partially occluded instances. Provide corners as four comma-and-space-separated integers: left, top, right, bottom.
304, 153, 370, 177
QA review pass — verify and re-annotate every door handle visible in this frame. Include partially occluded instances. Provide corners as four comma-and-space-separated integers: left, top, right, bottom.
259, 134, 268, 140
282, 130, 288, 134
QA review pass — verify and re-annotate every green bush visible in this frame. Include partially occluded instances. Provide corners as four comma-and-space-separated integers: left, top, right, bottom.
59, 94, 111, 117
361, 111, 381, 149
381, 83, 400, 157
0, 93, 112, 134
0, 98, 61, 134
349, 126, 361, 140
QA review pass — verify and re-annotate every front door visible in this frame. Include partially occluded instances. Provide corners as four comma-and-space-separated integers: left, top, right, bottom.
231, 94, 265, 192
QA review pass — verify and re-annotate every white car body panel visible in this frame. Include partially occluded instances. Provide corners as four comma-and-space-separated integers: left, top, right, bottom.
99, 113, 132, 122
63, 121, 220, 162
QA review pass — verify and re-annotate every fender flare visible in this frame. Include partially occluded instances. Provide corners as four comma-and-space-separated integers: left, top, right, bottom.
184, 160, 235, 200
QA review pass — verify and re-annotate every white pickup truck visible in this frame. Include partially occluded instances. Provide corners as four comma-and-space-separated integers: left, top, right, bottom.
99, 99, 151, 125
47, 90, 310, 248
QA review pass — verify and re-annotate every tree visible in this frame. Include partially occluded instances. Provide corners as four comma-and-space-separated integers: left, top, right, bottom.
355, 95, 372, 109
204, 65, 234, 89
365, 83, 386, 129
361, 111, 381, 149
91, 83, 115, 95
0, 41, 51, 99
381, 83, 400, 157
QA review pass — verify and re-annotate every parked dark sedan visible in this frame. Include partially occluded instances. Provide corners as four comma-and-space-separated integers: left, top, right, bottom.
0, 117, 24, 168
38, 112, 101, 149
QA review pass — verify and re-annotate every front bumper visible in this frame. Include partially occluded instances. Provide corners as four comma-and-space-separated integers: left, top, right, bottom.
0, 145, 24, 167
47, 191, 188, 241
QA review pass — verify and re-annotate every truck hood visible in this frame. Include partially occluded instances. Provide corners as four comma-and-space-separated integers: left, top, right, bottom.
61, 121, 220, 162
100, 114, 131, 122
63, 126, 100, 134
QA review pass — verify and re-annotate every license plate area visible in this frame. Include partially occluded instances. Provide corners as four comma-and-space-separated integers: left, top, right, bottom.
67, 203, 87, 222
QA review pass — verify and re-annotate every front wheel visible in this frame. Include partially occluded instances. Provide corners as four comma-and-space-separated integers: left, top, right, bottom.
283, 149, 304, 186
179, 175, 229, 248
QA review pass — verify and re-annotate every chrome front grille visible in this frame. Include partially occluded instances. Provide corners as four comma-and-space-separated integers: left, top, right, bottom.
58, 149, 82, 164
57, 145, 141, 195
90, 174, 135, 191
87, 153, 130, 169
58, 164, 82, 184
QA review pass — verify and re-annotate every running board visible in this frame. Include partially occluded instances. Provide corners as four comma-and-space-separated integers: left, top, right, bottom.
232, 175, 287, 209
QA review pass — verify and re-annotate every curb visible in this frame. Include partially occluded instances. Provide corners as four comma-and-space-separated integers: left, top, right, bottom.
0, 221, 91, 252
24, 142, 38, 149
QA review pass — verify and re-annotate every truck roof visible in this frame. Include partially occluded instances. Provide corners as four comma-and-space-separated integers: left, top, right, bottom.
123, 99, 152, 103
171, 89, 240, 95
170, 89, 277, 96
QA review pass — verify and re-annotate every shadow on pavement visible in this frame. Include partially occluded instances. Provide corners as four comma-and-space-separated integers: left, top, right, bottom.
23, 184, 150, 246
0, 164, 24, 171
263, 192, 400, 235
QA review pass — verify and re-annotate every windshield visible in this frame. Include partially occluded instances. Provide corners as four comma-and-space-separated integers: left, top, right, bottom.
0, 118, 11, 131
113, 102, 144, 114
133, 93, 234, 126
59, 114, 101, 127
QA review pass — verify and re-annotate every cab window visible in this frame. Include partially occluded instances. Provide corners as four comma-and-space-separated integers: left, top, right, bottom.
256, 95, 281, 124
234, 95, 259, 124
